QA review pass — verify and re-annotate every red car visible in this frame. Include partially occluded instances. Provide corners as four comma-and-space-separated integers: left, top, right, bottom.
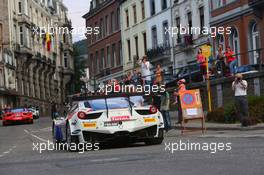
2, 108, 33, 126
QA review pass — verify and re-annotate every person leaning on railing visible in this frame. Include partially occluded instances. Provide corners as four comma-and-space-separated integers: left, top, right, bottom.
225, 46, 237, 76
196, 48, 207, 81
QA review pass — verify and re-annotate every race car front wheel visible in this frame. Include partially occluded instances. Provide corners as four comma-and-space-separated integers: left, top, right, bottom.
66, 122, 80, 151
144, 129, 164, 145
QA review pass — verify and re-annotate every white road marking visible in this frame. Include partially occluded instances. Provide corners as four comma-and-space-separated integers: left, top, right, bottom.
0, 146, 16, 158
24, 129, 49, 142
90, 158, 120, 162
200, 134, 264, 138
31, 127, 52, 133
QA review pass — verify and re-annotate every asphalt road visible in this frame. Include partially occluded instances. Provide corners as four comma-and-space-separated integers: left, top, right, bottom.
0, 117, 263, 175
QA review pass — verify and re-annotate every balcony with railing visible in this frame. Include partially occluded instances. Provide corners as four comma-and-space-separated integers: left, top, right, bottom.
146, 43, 171, 62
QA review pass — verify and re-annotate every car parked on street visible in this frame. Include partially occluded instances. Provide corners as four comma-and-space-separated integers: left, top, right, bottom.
29, 106, 40, 119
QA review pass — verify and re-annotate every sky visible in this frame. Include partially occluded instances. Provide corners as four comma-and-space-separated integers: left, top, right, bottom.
63, 0, 91, 42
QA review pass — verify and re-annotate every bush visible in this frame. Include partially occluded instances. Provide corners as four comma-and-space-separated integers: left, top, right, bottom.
206, 96, 264, 124
206, 107, 225, 123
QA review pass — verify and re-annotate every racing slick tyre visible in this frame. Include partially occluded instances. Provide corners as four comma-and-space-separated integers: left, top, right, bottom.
66, 122, 80, 152
33, 115, 39, 119
144, 129, 164, 145
29, 119, 34, 124
2, 121, 8, 126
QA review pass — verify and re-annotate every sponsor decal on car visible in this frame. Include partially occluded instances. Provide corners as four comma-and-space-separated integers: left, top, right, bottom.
83, 122, 97, 128
111, 116, 130, 121
104, 121, 119, 127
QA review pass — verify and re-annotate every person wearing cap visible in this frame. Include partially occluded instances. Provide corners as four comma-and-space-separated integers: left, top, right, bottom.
232, 73, 249, 126
174, 79, 186, 124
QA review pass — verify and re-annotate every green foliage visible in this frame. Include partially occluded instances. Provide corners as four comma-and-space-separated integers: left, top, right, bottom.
206, 107, 226, 123
206, 96, 264, 123
72, 44, 86, 93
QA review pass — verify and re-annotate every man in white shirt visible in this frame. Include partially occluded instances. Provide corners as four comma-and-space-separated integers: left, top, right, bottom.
232, 73, 249, 126
139, 56, 151, 85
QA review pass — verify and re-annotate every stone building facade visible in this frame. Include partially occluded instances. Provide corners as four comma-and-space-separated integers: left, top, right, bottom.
0, 0, 74, 116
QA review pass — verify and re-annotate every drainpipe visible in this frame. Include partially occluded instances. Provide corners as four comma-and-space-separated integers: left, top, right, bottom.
170, 0, 176, 75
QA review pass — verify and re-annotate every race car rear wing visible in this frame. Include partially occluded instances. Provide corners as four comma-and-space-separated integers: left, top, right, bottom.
67, 92, 156, 117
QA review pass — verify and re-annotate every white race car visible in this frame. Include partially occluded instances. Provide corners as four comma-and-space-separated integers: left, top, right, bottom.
52, 93, 165, 150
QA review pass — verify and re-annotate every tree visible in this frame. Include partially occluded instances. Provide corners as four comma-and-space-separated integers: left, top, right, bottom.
72, 45, 86, 93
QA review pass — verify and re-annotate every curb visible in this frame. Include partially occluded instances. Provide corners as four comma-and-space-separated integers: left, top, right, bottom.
171, 125, 264, 131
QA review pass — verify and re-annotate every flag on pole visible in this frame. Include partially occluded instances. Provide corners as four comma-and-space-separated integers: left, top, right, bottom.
46, 33, 51, 51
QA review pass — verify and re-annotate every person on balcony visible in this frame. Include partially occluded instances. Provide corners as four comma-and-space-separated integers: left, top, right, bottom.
225, 46, 237, 76
196, 48, 207, 81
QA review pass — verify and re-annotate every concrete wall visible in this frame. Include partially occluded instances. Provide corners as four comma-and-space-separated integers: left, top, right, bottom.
187, 72, 264, 111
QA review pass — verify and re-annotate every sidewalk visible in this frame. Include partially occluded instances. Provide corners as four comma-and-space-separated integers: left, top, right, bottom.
169, 111, 264, 131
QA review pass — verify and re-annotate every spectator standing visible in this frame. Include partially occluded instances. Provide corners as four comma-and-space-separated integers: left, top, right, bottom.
51, 102, 57, 119
155, 64, 163, 85
196, 48, 207, 81
225, 46, 237, 76
125, 72, 132, 85
139, 56, 151, 85
137, 72, 143, 86
232, 73, 249, 127
0, 106, 2, 119
161, 89, 171, 132
216, 44, 226, 77
131, 69, 139, 86
174, 79, 186, 124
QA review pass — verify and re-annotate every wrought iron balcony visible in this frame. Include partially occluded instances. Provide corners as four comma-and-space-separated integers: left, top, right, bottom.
146, 43, 171, 60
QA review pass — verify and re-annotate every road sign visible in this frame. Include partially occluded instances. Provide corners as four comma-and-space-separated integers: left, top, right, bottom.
179, 89, 205, 134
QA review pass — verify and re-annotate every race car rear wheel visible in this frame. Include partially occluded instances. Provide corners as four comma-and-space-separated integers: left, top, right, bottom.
66, 122, 79, 151
144, 128, 164, 145
2, 121, 8, 126
29, 119, 34, 124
